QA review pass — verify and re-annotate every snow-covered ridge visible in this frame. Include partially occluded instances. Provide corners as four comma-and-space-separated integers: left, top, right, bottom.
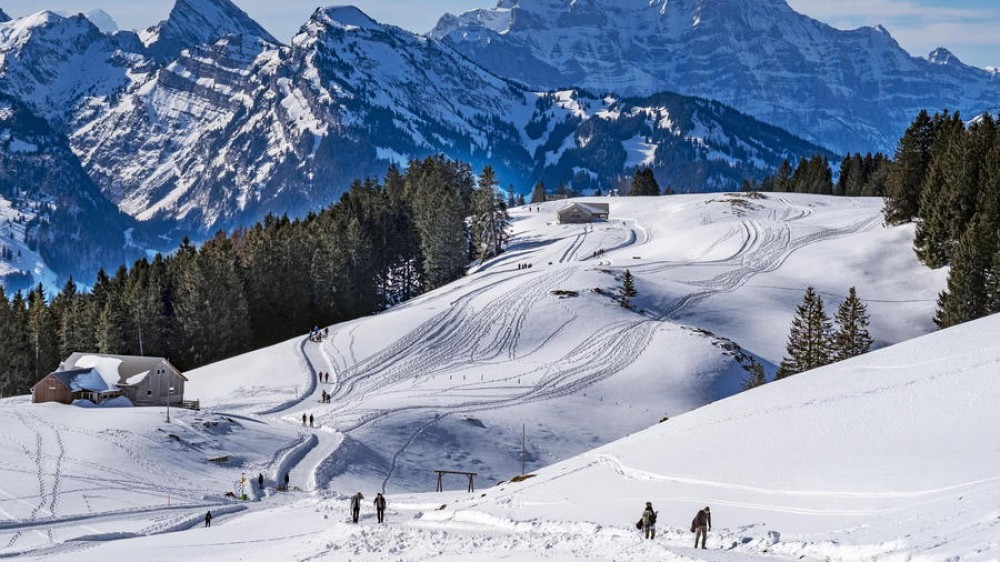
433, 0, 1000, 153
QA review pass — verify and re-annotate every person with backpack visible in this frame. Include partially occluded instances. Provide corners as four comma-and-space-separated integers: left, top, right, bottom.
350, 492, 365, 523
204, 510, 212, 528
640, 501, 657, 539
691, 506, 711, 549
373, 492, 387, 523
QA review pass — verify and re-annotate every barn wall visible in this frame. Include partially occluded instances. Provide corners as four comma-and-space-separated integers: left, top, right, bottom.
31, 376, 73, 404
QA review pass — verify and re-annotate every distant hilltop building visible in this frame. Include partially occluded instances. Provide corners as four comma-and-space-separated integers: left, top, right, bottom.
31, 353, 191, 408
557, 202, 610, 224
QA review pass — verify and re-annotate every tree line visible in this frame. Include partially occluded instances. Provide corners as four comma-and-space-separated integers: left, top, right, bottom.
743, 286, 873, 390
882, 110, 1000, 328
0, 156, 511, 397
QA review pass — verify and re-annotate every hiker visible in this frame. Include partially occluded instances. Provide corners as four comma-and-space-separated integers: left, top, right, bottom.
204, 510, 212, 528
640, 501, 657, 539
257, 473, 264, 491
324, 327, 329, 338
374, 492, 387, 524
691, 506, 711, 549
283, 473, 290, 491
324, 372, 329, 383
309, 414, 314, 427
302, 413, 306, 426
350, 492, 365, 523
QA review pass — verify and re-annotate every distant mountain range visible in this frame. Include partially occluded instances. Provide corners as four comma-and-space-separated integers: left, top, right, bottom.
432, 0, 1000, 154
0, 0, 996, 286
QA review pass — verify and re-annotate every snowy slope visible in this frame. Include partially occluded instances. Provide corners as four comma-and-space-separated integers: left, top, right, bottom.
0, 196, 987, 561
0, 193, 949, 560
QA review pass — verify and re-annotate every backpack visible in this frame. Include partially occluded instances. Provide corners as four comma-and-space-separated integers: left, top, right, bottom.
690, 516, 697, 533
649, 511, 657, 525
635, 519, 643, 530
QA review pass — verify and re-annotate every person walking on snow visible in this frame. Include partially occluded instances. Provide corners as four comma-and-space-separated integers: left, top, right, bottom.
641, 501, 657, 539
350, 492, 365, 523
204, 510, 212, 528
309, 414, 314, 427
302, 413, 306, 426
283, 472, 290, 491
257, 473, 264, 491
692, 506, 711, 549
374, 492, 387, 523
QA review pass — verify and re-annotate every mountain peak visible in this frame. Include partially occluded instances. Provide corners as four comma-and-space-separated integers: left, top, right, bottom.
142, 0, 278, 62
928, 47, 961, 65
0, 8, 10, 23
314, 6, 382, 32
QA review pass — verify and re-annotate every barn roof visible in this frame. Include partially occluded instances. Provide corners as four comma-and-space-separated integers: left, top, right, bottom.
558, 202, 609, 215
63, 353, 187, 383
48, 368, 112, 393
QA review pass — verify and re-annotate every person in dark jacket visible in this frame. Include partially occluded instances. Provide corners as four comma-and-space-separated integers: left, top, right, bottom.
693, 506, 711, 549
204, 510, 212, 527
257, 473, 264, 491
350, 492, 365, 523
374, 492, 387, 523
640, 501, 657, 539
283, 472, 290, 491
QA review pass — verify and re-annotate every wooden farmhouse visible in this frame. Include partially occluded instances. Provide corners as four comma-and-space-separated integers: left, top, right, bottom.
32, 353, 189, 408
557, 202, 610, 224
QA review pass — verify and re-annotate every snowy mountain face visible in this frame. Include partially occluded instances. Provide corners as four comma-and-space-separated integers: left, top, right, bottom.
0, 94, 141, 285
140, 0, 277, 63
67, 4, 828, 233
432, 0, 1000, 153
0, 11, 131, 129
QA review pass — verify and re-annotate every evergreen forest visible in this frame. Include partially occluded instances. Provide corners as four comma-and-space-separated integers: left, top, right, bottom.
0, 156, 511, 397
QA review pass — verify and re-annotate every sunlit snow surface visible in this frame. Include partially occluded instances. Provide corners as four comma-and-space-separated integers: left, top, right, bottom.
1, 194, 976, 561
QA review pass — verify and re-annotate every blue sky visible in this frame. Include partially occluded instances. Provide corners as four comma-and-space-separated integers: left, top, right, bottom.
4, 0, 998, 68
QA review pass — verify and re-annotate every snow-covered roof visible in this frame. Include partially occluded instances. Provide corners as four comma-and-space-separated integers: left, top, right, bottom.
124, 370, 150, 385
71, 355, 125, 388
49, 368, 110, 393
63, 353, 186, 383
558, 202, 609, 215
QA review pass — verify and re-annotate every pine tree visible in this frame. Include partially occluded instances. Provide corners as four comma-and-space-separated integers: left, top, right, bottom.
619, 270, 637, 308
629, 168, 660, 196
935, 216, 995, 328
530, 181, 547, 204
27, 284, 60, 376
831, 287, 873, 361
884, 110, 936, 224
772, 159, 793, 193
471, 166, 512, 261
741, 358, 767, 391
776, 287, 833, 378
96, 267, 130, 355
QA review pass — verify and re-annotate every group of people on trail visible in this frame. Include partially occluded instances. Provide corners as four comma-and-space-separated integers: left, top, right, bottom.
302, 413, 314, 427
350, 492, 388, 524
309, 326, 328, 342
320, 390, 331, 403
318, 371, 330, 383
591, 248, 606, 258
637, 503, 712, 549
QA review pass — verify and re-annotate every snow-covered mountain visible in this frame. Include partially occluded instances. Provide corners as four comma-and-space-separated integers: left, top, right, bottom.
0, 193, 962, 560
139, 0, 277, 63
0, 93, 141, 285
66, 3, 829, 233
432, 0, 1000, 153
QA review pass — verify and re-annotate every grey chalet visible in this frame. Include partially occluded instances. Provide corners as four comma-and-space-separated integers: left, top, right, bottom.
557, 202, 610, 224
32, 353, 187, 407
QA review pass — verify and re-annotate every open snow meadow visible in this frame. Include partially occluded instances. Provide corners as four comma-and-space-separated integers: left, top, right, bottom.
5, 193, 994, 561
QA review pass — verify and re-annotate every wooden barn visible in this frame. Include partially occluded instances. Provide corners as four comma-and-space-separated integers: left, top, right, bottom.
31, 368, 121, 405
557, 202, 610, 224
33, 353, 190, 408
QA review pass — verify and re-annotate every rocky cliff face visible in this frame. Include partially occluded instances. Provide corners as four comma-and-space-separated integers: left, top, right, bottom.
0, 0, 845, 283
0, 93, 140, 283
432, 0, 1000, 153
